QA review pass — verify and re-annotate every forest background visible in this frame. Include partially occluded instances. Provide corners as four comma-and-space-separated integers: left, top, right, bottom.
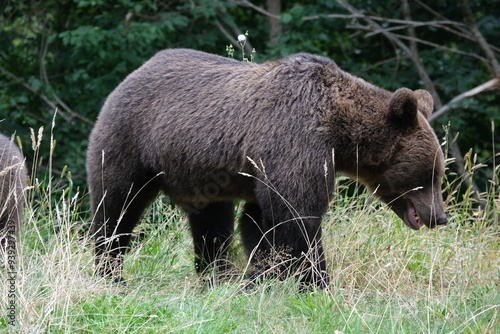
2, 1, 500, 332
1, 0, 499, 205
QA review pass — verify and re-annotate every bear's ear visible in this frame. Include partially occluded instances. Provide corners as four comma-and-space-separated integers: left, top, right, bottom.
388, 87, 418, 128
413, 89, 434, 119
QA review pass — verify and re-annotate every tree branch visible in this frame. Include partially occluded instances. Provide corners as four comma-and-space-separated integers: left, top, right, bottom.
414, 0, 471, 34
0, 66, 94, 126
402, 0, 441, 106
231, 0, 499, 56
305, 14, 466, 28
369, 30, 489, 63
429, 78, 500, 122
337, 0, 443, 103
215, 19, 240, 47
414, 0, 500, 55
349, 22, 490, 63
39, 30, 95, 126
215, 14, 254, 54
230, 0, 280, 20
355, 56, 406, 74
336, 0, 411, 55
460, 0, 500, 76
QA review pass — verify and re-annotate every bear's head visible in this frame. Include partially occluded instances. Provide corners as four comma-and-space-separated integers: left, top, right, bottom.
364, 88, 448, 230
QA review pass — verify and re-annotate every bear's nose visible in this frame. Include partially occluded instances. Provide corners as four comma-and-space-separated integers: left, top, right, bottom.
437, 216, 448, 225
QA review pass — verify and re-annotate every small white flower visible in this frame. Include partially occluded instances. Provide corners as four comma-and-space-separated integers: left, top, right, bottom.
237, 34, 246, 43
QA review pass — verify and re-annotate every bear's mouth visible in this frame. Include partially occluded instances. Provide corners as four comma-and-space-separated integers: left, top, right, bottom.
406, 201, 424, 230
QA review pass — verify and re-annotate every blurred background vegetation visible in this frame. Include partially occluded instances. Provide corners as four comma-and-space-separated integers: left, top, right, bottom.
1, 0, 499, 206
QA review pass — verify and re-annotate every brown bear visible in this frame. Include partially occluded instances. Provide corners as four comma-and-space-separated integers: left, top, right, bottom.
0, 133, 27, 250
87, 49, 448, 288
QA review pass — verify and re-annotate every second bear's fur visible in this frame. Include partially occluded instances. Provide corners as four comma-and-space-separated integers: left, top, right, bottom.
0, 133, 27, 250
87, 49, 448, 287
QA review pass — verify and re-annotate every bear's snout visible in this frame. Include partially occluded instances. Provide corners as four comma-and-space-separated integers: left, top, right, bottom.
437, 216, 448, 226
424, 207, 448, 229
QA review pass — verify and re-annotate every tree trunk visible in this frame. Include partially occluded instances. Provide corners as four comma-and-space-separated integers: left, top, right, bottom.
266, 0, 281, 46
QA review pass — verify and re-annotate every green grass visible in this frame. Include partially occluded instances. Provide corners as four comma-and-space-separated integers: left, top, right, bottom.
1, 131, 499, 333
2, 177, 498, 333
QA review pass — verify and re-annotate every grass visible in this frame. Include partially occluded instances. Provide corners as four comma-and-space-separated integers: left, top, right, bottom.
1, 130, 499, 333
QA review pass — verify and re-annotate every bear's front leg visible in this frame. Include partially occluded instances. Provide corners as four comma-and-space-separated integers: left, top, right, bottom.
241, 199, 330, 289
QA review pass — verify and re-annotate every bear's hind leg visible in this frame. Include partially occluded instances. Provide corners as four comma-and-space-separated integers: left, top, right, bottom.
186, 201, 235, 279
91, 178, 160, 282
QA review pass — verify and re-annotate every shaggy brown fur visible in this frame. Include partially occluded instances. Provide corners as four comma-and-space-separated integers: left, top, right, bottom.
87, 49, 448, 287
0, 133, 27, 250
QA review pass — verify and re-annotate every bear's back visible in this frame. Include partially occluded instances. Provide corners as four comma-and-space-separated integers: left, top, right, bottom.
89, 49, 344, 183
154, 48, 246, 66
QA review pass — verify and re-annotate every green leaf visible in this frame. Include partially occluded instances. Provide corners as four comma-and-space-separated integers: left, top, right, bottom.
282, 13, 293, 24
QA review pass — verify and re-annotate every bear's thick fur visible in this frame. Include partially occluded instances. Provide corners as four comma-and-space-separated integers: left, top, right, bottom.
87, 49, 448, 287
0, 133, 27, 249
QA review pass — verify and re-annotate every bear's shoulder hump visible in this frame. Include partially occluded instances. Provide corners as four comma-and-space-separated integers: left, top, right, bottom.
282, 53, 336, 67
153, 48, 242, 66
